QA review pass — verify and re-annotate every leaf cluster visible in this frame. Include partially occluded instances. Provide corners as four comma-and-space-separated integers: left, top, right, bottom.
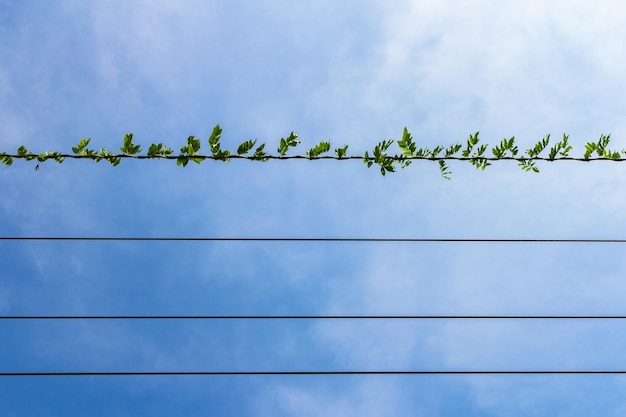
306, 141, 331, 159
2, 125, 625, 178
278, 132, 300, 156
177, 136, 203, 167
208, 125, 231, 162
363, 139, 395, 175
584, 134, 620, 160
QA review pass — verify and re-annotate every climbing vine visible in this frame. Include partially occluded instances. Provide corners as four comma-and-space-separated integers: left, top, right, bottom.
1, 125, 623, 179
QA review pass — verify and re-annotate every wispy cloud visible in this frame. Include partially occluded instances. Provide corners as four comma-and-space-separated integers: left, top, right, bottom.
3, 1, 626, 415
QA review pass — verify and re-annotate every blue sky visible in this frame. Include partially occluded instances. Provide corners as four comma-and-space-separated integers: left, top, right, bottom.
2, 0, 626, 415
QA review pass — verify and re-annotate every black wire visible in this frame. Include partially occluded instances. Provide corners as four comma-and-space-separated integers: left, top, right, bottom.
3, 152, 626, 161
1, 237, 625, 242
2, 370, 626, 376
3, 315, 626, 320
2, 238, 622, 378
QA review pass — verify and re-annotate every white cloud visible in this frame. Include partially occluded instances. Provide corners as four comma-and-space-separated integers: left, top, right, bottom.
305, 0, 626, 145
88, 0, 220, 89
4, 1, 626, 415
260, 379, 407, 417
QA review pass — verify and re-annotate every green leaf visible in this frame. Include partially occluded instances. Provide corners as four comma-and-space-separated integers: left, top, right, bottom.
584, 142, 596, 160
592, 134, 618, 159
526, 135, 550, 158
177, 136, 203, 165
596, 133, 611, 156
39, 151, 65, 164
277, 132, 300, 155
206, 126, 231, 162
381, 163, 395, 176
72, 138, 92, 155
369, 140, 397, 174
178, 136, 204, 163
177, 156, 189, 167
208, 125, 222, 150
438, 160, 452, 180
252, 143, 269, 161
17, 145, 35, 161
147, 143, 173, 157
548, 135, 571, 160
237, 139, 257, 155
147, 143, 159, 156
50, 151, 64, 163
213, 149, 231, 162
306, 141, 331, 159
397, 127, 416, 156
335, 145, 348, 158
1, 154, 13, 166
190, 136, 201, 153
363, 151, 373, 168
462, 132, 480, 157
492, 137, 517, 159
559, 134, 572, 157
446, 143, 462, 156
96, 148, 120, 165
120, 133, 141, 155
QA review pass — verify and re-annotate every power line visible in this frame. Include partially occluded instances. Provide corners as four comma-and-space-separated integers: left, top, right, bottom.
3, 315, 626, 320
1, 237, 625, 242
2, 370, 626, 376
3, 153, 626, 162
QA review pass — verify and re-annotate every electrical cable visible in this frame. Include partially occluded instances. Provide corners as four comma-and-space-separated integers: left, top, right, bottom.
2, 370, 626, 376
1, 237, 625, 242
2, 237, 623, 379
3, 153, 626, 162
3, 315, 626, 320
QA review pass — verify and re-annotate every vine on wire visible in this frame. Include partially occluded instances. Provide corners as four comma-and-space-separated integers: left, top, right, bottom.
1, 125, 624, 179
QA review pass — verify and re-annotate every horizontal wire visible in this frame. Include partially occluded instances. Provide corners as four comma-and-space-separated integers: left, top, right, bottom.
3, 153, 626, 162
3, 315, 626, 320
1, 237, 625, 242
2, 370, 626, 376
